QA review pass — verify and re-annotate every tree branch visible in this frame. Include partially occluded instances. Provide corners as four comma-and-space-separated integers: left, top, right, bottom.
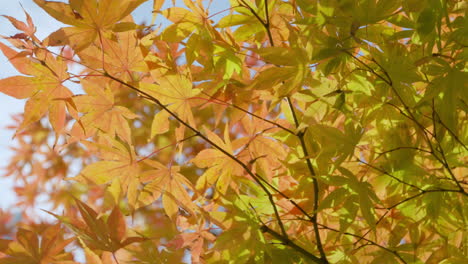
344, 50, 466, 195
286, 97, 328, 262
102, 72, 326, 262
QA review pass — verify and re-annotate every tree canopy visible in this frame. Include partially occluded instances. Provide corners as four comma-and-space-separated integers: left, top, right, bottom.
0, 0, 467, 263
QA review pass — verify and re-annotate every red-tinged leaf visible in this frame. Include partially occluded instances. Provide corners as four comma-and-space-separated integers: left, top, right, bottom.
73, 198, 108, 237
169, 227, 216, 263
74, 197, 99, 219
23, 8, 35, 34
0, 224, 74, 263
38, 224, 58, 250
46, 199, 145, 253
107, 206, 126, 243
78, 238, 112, 264
2, 10, 36, 37
10, 33, 28, 39
40, 225, 70, 258
2, 16, 29, 34
0, 42, 73, 134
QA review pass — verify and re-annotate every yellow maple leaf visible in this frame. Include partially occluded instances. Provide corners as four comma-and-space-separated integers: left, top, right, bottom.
35, 0, 146, 51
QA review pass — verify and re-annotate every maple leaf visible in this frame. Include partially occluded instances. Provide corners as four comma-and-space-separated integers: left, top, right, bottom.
70, 77, 138, 144
191, 126, 244, 196
0, 43, 73, 134
237, 111, 288, 181
35, 0, 147, 51
137, 159, 196, 221
141, 73, 200, 128
1, 1, 467, 263
0, 224, 74, 264
75, 134, 141, 209
2, 8, 36, 39
168, 224, 216, 263
46, 199, 146, 253
78, 31, 148, 80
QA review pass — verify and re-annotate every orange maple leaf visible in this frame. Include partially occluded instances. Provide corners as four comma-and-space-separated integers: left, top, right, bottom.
0, 224, 74, 263
70, 77, 138, 144
0, 43, 73, 134
191, 126, 244, 196
137, 159, 196, 221
35, 0, 146, 51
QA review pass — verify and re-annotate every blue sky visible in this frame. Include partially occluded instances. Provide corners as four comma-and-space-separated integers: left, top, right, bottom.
0, 0, 229, 210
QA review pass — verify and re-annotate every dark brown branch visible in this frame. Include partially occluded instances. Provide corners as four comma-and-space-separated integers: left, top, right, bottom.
355, 158, 423, 191
242, 1, 327, 258
238, 0, 274, 46
102, 72, 324, 262
429, 103, 467, 151
249, 203, 324, 264
264, 0, 275, 46
286, 97, 328, 262
261, 224, 326, 264
316, 223, 408, 264
369, 57, 465, 195
359, 187, 464, 244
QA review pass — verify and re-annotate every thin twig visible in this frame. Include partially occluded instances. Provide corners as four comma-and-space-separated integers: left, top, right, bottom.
316, 223, 408, 264
286, 97, 328, 262
344, 50, 466, 195
198, 91, 295, 134
356, 158, 423, 191
249, 203, 325, 264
